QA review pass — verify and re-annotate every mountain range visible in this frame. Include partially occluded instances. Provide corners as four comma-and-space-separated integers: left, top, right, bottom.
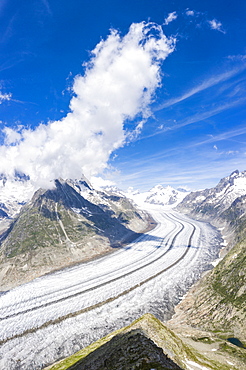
43, 170, 246, 370
0, 170, 245, 288
104, 184, 189, 207
0, 170, 246, 369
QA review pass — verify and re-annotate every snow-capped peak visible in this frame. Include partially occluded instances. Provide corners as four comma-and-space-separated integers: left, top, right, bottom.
150, 184, 165, 192
177, 169, 246, 217
123, 185, 190, 208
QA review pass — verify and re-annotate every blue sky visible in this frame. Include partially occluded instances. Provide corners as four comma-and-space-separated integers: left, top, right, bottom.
0, 0, 245, 191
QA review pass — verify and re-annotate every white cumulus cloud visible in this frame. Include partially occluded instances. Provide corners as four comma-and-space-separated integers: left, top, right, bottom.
0, 22, 175, 189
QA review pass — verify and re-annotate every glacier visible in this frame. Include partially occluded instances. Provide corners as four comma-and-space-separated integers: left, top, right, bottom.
0, 205, 222, 369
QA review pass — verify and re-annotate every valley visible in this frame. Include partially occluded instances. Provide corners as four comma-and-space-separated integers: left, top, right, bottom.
1, 3, 245, 368
0, 170, 245, 369
0, 207, 220, 369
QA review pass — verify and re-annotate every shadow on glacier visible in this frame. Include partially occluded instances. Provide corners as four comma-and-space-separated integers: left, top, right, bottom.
113, 234, 167, 250
115, 232, 200, 251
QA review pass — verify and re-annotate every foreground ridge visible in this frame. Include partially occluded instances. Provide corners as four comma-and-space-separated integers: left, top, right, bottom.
45, 313, 245, 370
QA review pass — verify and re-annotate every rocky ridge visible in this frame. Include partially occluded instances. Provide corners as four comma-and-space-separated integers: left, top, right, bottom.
0, 173, 34, 220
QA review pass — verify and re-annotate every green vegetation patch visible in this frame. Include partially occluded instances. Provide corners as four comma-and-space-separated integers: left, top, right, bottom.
210, 239, 246, 307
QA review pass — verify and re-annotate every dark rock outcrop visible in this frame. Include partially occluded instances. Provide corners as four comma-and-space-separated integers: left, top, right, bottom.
69, 329, 183, 370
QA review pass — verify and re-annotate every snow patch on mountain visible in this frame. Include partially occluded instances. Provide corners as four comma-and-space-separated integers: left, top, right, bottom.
0, 178, 35, 218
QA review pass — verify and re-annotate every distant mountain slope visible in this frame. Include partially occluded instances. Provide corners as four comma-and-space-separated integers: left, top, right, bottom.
177, 170, 246, 219
72, 180, 149, 233
177, 170, 246, 248
0, 179, 149, 290
220, 194, 246, 243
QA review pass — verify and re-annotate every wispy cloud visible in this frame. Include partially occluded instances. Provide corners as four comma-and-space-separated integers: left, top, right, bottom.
208, 19, 226, 34
163, 97, 246, 132
117, 140, 246, 191
227, 54, 246, 62
156, 66, 245, 110
192, 125, 246, 147
117, 151, 246, 191
0, 14, 16, 44
226, 150, 239, 155
164, 12, 178, 25
0, 0, 7, 17
129, 122, 246, 168
140, 95, 246, 143
40, 0, 52, 16
0, 50, 36, 73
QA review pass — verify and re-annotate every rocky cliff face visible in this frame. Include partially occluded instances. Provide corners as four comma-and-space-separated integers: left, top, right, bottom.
0, 179, 149, 290
68, 329, 183, 370
168, 237, 246, 341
